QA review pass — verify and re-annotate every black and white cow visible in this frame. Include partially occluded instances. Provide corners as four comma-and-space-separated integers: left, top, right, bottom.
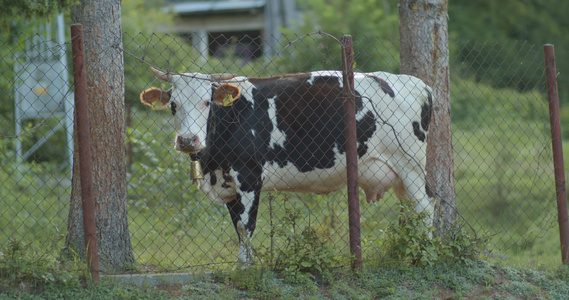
140, 67, 434, 264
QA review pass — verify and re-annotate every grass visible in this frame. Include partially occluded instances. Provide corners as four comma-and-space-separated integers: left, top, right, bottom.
3, 258, 569, 299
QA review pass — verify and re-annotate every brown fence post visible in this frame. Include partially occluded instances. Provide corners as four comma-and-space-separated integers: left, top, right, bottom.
71, 24, 100, 282
341, 35, 362, 269
544, 44, 569, 265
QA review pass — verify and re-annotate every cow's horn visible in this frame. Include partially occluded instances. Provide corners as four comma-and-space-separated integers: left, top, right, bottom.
150, 66, 171, 82
210, 73, 236, 81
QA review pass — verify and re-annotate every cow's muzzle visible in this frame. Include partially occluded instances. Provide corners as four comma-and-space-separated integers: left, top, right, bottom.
175, 135, 201, 154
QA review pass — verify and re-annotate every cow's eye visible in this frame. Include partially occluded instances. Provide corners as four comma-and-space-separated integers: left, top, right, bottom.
170, 102, 177, 116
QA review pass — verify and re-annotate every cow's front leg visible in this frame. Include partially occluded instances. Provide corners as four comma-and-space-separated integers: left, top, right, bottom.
226, 193, 258, 265
227, 162, 263, 265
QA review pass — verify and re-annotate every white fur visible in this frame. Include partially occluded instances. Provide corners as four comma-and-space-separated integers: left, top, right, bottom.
168, 73, 212, 150
266, 95, 286, 150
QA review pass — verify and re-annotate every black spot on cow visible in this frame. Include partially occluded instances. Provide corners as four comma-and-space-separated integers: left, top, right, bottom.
210, 171, 217, 186
368, 75, 395, 98
412, 121, 426, 142
421, 87, 432, 131
356, 111, 376, 157
222, 170, 232, 188
226, 196, 245, 231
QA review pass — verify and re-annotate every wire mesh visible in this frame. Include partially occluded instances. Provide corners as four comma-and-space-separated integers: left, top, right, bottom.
0, 30, 559, 273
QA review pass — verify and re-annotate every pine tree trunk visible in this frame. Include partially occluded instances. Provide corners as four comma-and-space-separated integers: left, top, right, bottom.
398, 0, 457, 234
65, 0, 134, 272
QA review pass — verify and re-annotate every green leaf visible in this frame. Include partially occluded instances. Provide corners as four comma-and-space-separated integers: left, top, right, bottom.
300, 261, 313, 268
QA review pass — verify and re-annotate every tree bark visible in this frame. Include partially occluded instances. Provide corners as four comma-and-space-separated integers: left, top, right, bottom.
398, 0, 456, 234
65, 0, 134, 272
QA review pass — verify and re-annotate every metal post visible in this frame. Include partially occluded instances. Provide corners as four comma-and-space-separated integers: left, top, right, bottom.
57, 13, 74, 171
71, 24, 100, 282
544, 44, 569, 265
341, 35, 362, 269
192, 29, 208, 65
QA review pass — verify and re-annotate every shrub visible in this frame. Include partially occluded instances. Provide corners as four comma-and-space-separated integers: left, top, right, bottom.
384, 200, 489, 266
0, 239, 82, 294
258, 195, 347, 284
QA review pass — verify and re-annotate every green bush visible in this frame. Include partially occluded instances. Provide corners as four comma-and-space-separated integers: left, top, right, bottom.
258, 195, 347, 284
0, 239, 83, 294
279, 0, 399, 73
384, 200, 489, 266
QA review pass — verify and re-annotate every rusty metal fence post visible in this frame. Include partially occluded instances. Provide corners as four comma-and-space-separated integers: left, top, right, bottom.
543, 44, 569, 265
341, 35, 362, 269
71, 24, 100, 282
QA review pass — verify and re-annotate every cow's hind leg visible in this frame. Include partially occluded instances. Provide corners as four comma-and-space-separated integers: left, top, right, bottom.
397, 170, 435, 228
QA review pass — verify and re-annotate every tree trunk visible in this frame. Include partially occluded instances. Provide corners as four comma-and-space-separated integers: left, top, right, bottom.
65, 0, 134, 272
398, 0, 456, 234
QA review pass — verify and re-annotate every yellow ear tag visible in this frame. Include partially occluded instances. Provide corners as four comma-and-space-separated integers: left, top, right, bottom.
222, 94, 235, 107
151, 101, 169, 111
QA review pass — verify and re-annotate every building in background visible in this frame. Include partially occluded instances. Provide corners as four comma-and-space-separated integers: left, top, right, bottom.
164, 0, 299, 61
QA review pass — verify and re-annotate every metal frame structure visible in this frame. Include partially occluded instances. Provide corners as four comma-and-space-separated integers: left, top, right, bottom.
14, 14, 73, 169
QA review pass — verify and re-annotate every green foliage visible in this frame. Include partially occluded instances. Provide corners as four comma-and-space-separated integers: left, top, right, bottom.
275, 226, 336, 284
222, 268, 284, 299
453, 40, 544, 93
439, 227, 490, 265
449, 0, 569, 103
450, 75, 548, 126
384, 200, 488, 266
257, 196, 345, 284
0, 239, 82, 294
279, 0, 399, 73
0, 138, 70, 253
0, 0, 76, 20
7, 259, 569, 299
384, 202, 438, 266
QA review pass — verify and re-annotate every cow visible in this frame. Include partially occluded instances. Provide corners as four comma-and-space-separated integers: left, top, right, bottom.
140, 67, 434, 265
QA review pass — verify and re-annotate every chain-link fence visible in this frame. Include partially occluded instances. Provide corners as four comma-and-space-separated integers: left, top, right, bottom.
0, 30, 559, 274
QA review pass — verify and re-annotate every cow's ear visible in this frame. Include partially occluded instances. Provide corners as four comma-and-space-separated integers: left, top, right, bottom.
213, 83, 241, 107
140, 87, 170, 110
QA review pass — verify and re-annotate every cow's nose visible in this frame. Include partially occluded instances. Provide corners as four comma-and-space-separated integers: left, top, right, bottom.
175, 135, 200, 153
178, 135, 198, 145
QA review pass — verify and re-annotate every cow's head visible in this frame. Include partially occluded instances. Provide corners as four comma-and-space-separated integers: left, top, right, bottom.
140, 67, 237, 154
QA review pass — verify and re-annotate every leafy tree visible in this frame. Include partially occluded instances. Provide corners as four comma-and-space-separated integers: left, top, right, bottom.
279, 0, 400, 73
0, 0, 76, 20
287, 0, 568, 102
449, 0, 569, 102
